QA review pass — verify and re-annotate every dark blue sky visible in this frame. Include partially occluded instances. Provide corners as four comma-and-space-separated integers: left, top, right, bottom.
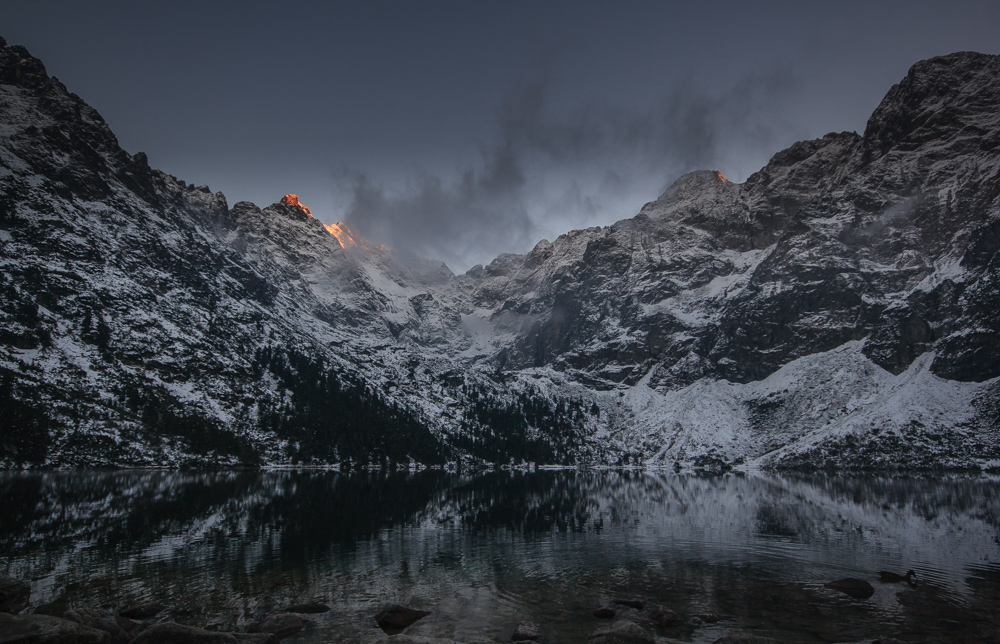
2, 1, 998, 271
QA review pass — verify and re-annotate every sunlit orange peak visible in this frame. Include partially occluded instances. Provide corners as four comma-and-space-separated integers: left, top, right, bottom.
323, 222, 358, 249
715, 171, 728, 183
281, 194, 312, 217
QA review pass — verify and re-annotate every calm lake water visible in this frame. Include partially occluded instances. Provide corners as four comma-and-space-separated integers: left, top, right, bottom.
2, 470, 999, 643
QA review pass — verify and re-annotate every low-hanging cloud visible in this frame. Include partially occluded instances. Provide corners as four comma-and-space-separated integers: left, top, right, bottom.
333, 66, 800, 273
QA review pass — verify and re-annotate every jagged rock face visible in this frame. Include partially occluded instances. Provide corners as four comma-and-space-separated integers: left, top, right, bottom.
469, 52, 1000, 388
0, 39, 464, 467
1, 38, 998, 470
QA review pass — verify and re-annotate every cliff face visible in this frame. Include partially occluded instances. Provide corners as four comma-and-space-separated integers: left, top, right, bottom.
1, 38, 998, 470
471, 52, 1000, 388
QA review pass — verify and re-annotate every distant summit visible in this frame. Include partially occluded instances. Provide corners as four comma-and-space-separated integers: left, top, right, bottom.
280, 194, 312, 217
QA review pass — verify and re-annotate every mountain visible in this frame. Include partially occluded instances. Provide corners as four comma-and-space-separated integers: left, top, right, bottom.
1, 37, 998, 470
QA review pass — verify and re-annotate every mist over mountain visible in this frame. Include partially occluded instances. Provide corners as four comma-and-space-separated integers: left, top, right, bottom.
332, 67, 802, 273
1, 37, 999, 471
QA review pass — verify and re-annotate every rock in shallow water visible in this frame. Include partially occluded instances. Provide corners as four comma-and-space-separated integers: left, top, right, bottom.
234, 634, 278, 644
63, 609, 139, 644
119, 601, 166, 620
374, 605, 431, 632
374, 638, 461, 644
712, 636, 780, 644
283, 602, 329, 614
0, 576, 30, 614
511, 621, 540, 641
132, 622, 237, 644
824, 578, 875, 599
33, 600, 71, 617
587, 620, 655, 644
0, 612, 110, 644
248, 614, 304, 640
132, 623, 238, 644
648, 606, 683, 629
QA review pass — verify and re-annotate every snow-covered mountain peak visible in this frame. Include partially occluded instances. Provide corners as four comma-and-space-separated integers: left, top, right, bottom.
323, 221, 360, 249
279, 193, 313, 217
862, 51, 1000, 163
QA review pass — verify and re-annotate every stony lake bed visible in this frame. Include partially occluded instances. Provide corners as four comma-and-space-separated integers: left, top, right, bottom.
1, 469, 999, 644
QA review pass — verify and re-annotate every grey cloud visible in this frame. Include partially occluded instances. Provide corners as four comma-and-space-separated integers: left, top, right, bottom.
334, 66, 801, 273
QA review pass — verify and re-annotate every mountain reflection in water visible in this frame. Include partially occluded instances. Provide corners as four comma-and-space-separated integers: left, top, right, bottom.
2, 470, 998, 643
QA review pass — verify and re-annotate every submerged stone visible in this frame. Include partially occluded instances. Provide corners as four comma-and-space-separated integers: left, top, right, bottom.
648, 606, 684, 629
374, 605, 430, 632
248, 614, 304, 640
824, 578, 875, 599
587, 620, 655, 644
0, 612, 110, 644
132, 623, 237, 644
63, 609, 139, 644
233, 635, 278, 644
712, 636, 780, 644
119, 601, 166, 619
511, 621, 540, 641
283, 602, 329, 614
0, 577, 30, 614
33, 600, 70, 617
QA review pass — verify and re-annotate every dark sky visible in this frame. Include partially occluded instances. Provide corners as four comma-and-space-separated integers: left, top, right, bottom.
2, 1, 998, 272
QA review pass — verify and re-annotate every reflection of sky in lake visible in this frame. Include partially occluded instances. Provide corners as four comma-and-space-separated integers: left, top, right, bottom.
2, 471, 998, 643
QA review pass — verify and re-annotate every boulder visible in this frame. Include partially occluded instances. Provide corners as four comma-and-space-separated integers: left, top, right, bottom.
712, 636, 780, 644
648, 606, 683, 629
283, 602, 329, 614
248, 614, 304, 640
119, 601, 166, 620
234, 634, 278, 644
0, 576, 30, 614
374, 605, 430, 631
131, 623, 237, 644
0, 612, 110, 644
33, 600, 71, 617
587, 620, 655, 644
63, 609, 139, 644
824, 578, 875, 599
374, 638, 459, 644
511, 621, 540, 641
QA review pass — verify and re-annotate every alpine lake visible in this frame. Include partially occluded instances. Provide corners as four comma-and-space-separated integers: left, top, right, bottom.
2, 469, 999, 643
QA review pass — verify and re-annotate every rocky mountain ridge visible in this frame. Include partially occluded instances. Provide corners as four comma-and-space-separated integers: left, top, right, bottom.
1, 37, 998, 470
